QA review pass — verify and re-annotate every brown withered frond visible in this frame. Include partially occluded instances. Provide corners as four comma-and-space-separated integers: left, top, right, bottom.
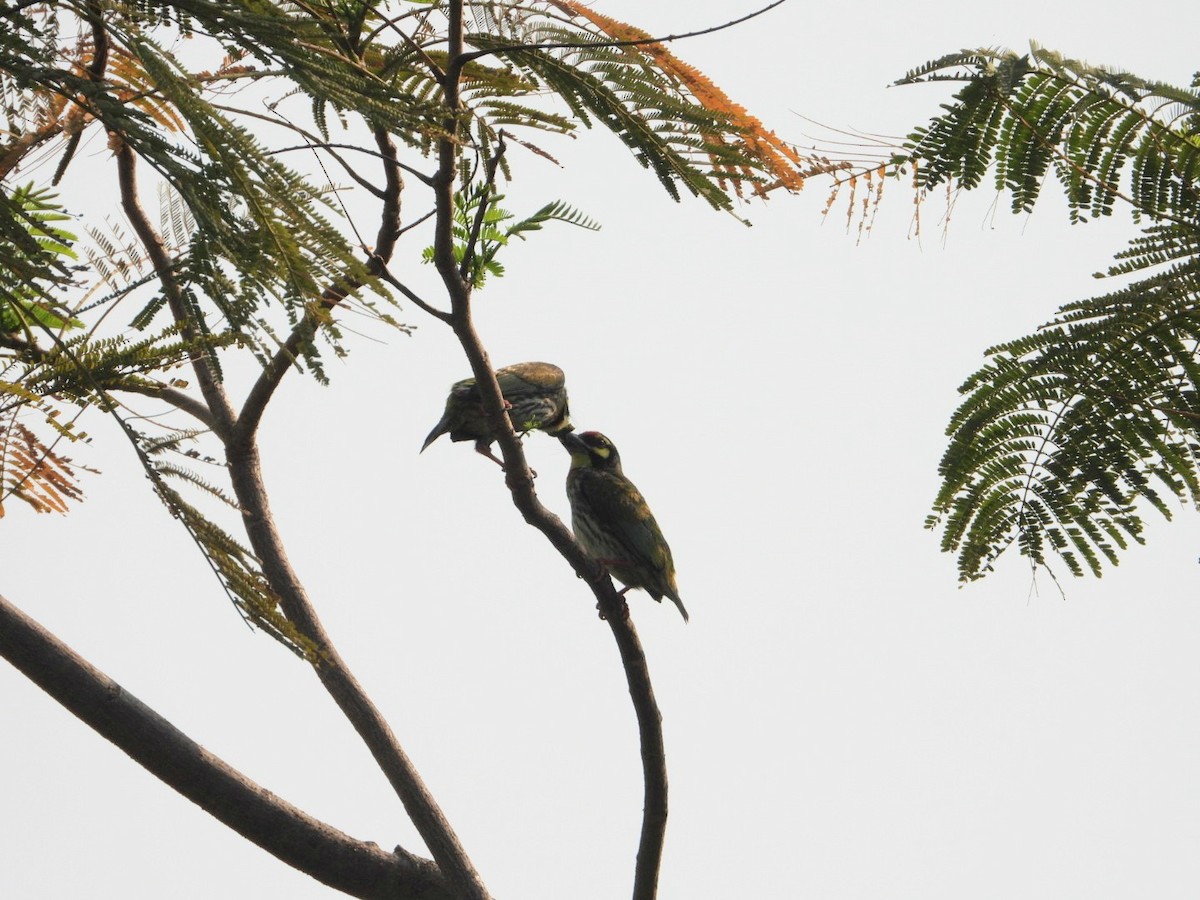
0, 419, 86, 517
820, 162, 895, 243
549, 1, 847, 196
104, 45, 188, 133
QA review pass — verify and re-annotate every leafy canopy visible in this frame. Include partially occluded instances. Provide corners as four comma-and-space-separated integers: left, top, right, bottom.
1, 0, 832, 641
897, 45, 1200, 581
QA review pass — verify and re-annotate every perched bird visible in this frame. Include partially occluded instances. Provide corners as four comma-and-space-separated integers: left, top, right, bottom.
421, 361, 572, 467
560, 431, 688, 622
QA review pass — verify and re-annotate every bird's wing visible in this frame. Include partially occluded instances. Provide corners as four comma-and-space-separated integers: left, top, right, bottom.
449, 376, 481, 402
498, 362, 564, 394
578, 472, 673, 572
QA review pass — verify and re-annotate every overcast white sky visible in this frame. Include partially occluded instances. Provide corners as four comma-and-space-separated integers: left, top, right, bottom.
5, 1, 1200, 898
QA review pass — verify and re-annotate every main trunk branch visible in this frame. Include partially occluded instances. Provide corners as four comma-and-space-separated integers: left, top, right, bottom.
0, 593, 453, 900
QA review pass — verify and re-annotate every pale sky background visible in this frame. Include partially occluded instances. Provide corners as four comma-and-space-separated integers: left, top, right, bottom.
4, 1, 1200, 898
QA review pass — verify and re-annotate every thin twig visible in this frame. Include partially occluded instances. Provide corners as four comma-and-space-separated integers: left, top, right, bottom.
458, 133, 506, 282
455, 0, 791, 67
213, 103, 436, 189
109, 380, 219, 429
0, 329, 212, 428
395, 206, 436, 239
374, 258, 450, 322
268, 142, 386, 198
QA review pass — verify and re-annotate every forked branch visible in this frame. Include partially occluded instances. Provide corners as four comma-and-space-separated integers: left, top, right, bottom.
221, 437, 491, 900
111, 95, 487, 896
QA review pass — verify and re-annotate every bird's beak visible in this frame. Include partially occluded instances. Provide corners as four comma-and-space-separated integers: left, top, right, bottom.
558, 431, 593, 468
558, 431, 586, 453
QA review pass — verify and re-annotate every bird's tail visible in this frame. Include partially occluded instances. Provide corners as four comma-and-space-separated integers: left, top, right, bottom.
666, 590, 689, 623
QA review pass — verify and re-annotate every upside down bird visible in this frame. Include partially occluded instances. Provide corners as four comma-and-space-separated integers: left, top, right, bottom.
421, 361, 572, 467
559, 431, 688, 622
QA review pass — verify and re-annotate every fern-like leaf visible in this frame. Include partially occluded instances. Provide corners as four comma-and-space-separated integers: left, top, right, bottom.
0, 415, 86, 517
931, 228, 1200, 580
423, 184, 600, 288
899, 45, 1200, 580
897, 44, 1200, 223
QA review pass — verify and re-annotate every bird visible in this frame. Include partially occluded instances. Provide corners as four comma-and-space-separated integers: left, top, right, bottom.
421, 361, 572, 467
559, 431, 688, 622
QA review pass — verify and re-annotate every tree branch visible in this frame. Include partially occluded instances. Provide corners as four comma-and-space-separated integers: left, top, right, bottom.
0, 592, 454, 900
106, 379, 220, 430
374, 259, 450, 322
51, 0, 109, 186
502, 458, 669, 900
436, 5, 668, 896
107, 87, 483, 891
0, 122, 64, 181
0, 333, 36, 355
113, 140, 236, 440
237, 127, 404, 442
448, 310, 669, 900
